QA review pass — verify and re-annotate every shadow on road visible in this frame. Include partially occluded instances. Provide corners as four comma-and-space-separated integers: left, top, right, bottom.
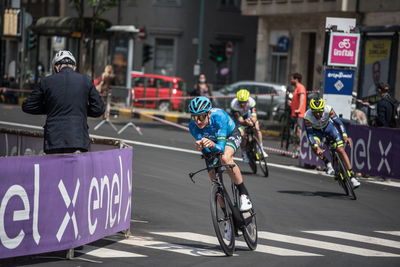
277, 190, 347, 199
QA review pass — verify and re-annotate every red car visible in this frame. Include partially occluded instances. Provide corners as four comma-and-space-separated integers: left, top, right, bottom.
131, 72, 185, 112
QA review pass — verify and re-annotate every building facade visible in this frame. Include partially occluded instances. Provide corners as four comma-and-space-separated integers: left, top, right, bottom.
242, 0, 400, 100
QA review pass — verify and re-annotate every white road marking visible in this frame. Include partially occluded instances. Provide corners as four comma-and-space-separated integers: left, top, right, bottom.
105, 236, 227, 257
304, 231, 400, 249
151, 232, 322, 256
76, 245, 146, 258
258, 231, 400, 257
375, 231, 400, 237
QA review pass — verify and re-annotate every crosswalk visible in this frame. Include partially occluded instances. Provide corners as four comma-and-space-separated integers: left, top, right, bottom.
75, 230, 400, 259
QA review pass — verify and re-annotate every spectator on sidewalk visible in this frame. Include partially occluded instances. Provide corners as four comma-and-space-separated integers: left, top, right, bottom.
191, 74, 212, 98
22, 50, 105, 154
96, 65, 115, 120
290, 73, 307, 154
376, 82, 399, 128
2, 76, 19, 104
0, 74, 10, 103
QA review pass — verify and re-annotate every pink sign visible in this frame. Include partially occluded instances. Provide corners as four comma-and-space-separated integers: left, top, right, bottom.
328, 32, 360, 67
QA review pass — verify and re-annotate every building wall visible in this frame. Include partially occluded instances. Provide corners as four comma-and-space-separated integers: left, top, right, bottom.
243, 0, 400, 99
64, 0, 258, 88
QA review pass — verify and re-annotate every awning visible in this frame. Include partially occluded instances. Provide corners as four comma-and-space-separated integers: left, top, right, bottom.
32, 16, 112, 37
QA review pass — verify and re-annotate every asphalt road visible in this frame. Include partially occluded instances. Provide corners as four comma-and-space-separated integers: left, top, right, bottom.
1, 104, 400, 267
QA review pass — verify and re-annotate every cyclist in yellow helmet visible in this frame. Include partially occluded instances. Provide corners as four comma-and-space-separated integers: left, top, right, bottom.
231, 89, 267, 163
304, 97, 360, 188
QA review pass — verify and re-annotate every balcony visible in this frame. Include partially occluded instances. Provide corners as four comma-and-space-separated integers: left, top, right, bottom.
242, 0, 355, 16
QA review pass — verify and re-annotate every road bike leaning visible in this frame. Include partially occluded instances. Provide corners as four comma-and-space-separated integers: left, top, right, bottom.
245, 127, 269, 177
189, 151, 258, 256
321, 141, 356, 200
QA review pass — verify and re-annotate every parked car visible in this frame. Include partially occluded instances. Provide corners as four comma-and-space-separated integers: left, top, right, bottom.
212, 81, 287, 118
131, 72, 185, 112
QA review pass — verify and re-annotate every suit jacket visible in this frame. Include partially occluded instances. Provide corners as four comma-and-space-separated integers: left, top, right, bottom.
22, 67, 105, 152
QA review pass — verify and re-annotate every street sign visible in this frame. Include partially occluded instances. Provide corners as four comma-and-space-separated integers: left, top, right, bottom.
328, 32, 360, 67
226, 41, 233, 57
138, 28, 146, 40
277, 36, 290, 51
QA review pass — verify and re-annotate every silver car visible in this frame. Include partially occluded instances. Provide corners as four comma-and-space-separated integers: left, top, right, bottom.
211, 81, 287, 118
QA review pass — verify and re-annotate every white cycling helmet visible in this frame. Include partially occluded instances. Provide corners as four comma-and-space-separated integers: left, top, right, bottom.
52, 50, 76, 68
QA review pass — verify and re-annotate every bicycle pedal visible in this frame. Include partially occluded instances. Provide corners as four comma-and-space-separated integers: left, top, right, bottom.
241, 211, 252, 219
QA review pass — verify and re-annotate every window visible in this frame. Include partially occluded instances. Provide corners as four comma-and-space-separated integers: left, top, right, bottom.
154, 38, 175, 76
153, 0, 181, 6
218, 0, 241, 11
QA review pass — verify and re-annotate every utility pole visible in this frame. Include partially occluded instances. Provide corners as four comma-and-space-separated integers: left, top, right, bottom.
196, 0, 205, 75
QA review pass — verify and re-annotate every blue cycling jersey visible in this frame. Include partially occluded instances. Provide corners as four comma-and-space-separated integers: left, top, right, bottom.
189, 108, 236, 153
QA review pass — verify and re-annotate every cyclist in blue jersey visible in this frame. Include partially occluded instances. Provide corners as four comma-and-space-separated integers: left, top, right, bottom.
189, 96, 253, 211
304, 98, 360, 188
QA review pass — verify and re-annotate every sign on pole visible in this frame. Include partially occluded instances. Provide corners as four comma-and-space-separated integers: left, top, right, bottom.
138, 28, 146, 40
328, 32, 360, 67
323, 68, 355, 119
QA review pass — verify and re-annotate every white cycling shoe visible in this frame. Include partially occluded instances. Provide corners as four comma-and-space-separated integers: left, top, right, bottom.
262, 150, 269, 158
224, 221, 231, 241
326, 163, 335, 175
351, 178, 360, 189
242, 152, 250, 163
239, 194, 253, 211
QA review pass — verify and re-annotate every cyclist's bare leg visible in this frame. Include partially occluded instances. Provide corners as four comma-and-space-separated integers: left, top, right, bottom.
336, 146, 352, 170
239, 128, 246, 149
221, 146, 243, 185
254, 121, 263, 145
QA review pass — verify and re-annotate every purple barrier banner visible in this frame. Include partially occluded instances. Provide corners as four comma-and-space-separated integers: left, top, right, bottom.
0, 147, 132, 259
299, 125, 400, 179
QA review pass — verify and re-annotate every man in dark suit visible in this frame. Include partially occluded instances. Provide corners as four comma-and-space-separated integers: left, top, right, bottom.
22, 50, 105, 154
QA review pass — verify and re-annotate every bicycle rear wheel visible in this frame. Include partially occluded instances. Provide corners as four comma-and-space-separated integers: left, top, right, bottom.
246, 143, 257, 174
254, 139, 269, 177
210, 184, 235, 256
241, 208, 258, 250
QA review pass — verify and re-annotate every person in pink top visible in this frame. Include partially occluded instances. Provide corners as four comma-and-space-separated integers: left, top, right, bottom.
290, 73, 307, 154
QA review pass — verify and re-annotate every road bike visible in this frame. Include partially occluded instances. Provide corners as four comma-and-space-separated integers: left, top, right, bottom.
245, 127, 269, 177
321, 141, 356, 200
280, 113, 300, 154
189, 151, 257, 256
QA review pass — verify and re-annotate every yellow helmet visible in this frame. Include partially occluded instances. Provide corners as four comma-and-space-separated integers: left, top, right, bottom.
310, 98, 325, 112
237, 89, 250, 102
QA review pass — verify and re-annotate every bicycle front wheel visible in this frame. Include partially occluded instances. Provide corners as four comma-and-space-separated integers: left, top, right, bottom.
254, 139, 269, 177
336, 153, 356, 200
241, 208, 258, 250
210, 184, 235, 256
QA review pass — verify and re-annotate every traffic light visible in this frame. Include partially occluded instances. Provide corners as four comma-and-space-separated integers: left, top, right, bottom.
209, 42, 226, 63
26, 30, 37, 51
142, 44, 153, 65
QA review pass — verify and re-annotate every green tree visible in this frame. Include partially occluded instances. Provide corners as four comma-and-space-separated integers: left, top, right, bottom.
69, 0, 118, 75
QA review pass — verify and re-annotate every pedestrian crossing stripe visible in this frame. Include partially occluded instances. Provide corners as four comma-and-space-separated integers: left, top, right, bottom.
80, 230, 400, 259
105, 237, 228, 257
375, 231, 400, 237
258, 231, 400, 257
76, 244, 147, 258
304, 231, 400, 249
151, 232, 321, 256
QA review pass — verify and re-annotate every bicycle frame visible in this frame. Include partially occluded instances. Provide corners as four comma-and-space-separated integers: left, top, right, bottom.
189, 153, 245, 230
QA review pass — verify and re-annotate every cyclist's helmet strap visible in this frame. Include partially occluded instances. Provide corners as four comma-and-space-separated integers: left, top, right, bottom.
188, 96, 212, 114
310, 98, 325, 112
237, 89, 250, 102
